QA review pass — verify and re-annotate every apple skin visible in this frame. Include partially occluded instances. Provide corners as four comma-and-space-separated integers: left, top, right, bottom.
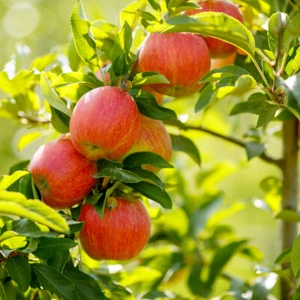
210, 51, 236, 70
138, 32, 210, 97
79, 198, 151, 260
185, 1, 244, 58
70, 86, 141, 161
28, 137, 97, 209
122, 115, 172, 172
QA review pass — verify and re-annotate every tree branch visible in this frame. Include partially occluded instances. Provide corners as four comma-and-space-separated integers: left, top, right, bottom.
169, 123, 283, 168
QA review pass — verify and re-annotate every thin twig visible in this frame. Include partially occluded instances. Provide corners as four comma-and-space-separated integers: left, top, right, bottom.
169, 123, 284, 168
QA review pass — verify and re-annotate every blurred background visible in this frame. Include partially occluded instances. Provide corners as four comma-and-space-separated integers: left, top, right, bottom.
0, 0, 283, 297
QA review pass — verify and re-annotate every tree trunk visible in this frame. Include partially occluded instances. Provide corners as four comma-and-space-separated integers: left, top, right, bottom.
281, 118, 299, 300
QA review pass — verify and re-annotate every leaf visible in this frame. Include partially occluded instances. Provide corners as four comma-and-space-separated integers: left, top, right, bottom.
31, 264, 79, 300
131, 89, 177, 120
0, 171, 29, 191
0, 282, 8, 300
274, 248, 291, 264
291, 235, 300, 277
30, 53, 57, 71
275, 210, 300, 222
18, 131, 43, 151
70, 0, 98, 66
256, 103, 279, 127
50, 107, 70, 134
127, 168, 164, 189
187, 263, 210, 297
93, 168, 144, 183
160, 12, 255, 57
245, 142, 265, 160
268, 13, 290, 54
40, 74, 71, 117
33, 237, 77, 259
207, 240, 247, 286
170, 134, 201, 166
6, 256, 31, 292
123, 152, 173, 169
199, 65, 250, 84
64, 266, 107, 300
0, 191, 69, 234
127, 182, 172, 209
230, 95, 268, 116
132, 72, 170, 86
97, 158, 123, 170
119, 21, 132, 60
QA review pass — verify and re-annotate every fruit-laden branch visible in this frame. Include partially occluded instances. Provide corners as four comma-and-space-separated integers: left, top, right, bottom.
171, 123, 284, 168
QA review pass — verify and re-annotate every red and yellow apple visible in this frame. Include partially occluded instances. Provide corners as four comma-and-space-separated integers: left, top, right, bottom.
79, 197, 151, 260
138, 32, 210, 97
123, 115, 172, 172
70, 86, 141, 161
185, 0, 244, 58
28, 137, 97, 209
210, 51, 236, 70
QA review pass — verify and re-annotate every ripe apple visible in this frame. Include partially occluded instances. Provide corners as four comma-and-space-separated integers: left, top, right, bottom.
185, 0, 244, 57
70, 86, 141, 161
123, 115, 172, 172
79, 197, 151, 260
210, 51, 236, 70
138, 32, 210, 97
28, 137, 97, 209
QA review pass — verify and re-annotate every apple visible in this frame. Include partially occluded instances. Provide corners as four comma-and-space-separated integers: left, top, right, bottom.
210, 51, 236, 70
185, 0, 244, 57
28, 136, 97, 209
70, 86, 141, 161
138, 32, 210, 97
79, 197, 151, 260
123, 115, 172, 172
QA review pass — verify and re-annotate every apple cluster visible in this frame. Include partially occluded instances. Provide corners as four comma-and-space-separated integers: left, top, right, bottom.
138, 0, 244, 95
28, 85, 172, 260
28, 0, 243, 261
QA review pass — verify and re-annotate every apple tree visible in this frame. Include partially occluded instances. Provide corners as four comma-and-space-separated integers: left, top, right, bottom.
0, 0, 300, 299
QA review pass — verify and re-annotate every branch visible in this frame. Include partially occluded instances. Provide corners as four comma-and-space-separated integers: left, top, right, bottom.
169, 123, 283, 168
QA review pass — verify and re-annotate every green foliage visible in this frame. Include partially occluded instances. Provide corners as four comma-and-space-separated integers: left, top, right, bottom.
0, 0, 300, 299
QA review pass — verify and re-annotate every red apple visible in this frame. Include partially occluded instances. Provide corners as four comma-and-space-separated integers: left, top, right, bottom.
138, 32, 210, 97
210, 51, 236, 70
185, 0, 244, 57
79, 197, 151, 260
28, 137, 97, 209
123, 115, 172, 172
70, 86, 141, 161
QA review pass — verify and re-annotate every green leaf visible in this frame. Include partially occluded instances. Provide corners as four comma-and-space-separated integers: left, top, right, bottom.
207, 240, 247, 285
188, 264, 210, 297
18, 131, 43, 151
159, 13, 255, 57
170, 134, 201, 166
199, 65, 250, 84
6, 256, 31, 292
0, 282, 8, 300
30, 53, 57, 71
230, 95, 268, 116
93, 168, 144, 183
40, 74, 71, 117
245, 142, 265, 160
291, 234, 300, 277
70, 0, 98, 66
52, 72, 101, 89
64, 266, 107, 300
50, 107, 70, 134
256, 103, 279, 128
33, 237, 77, 259
0, 191, 69, 234
97, 158, 123, 170
131, 89, 177, 120
0, 171, 29, 191
126, 182, 172, 209
274, 248, 291, 264
126, 168, 164, 189
275, 210, 300, 222
31, 264, 79, 300
123, 152, 173, 169
268, 13, 290, 54
119, 21, 132, 59
148, 0, 161, 11
132, 72, 170, 86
